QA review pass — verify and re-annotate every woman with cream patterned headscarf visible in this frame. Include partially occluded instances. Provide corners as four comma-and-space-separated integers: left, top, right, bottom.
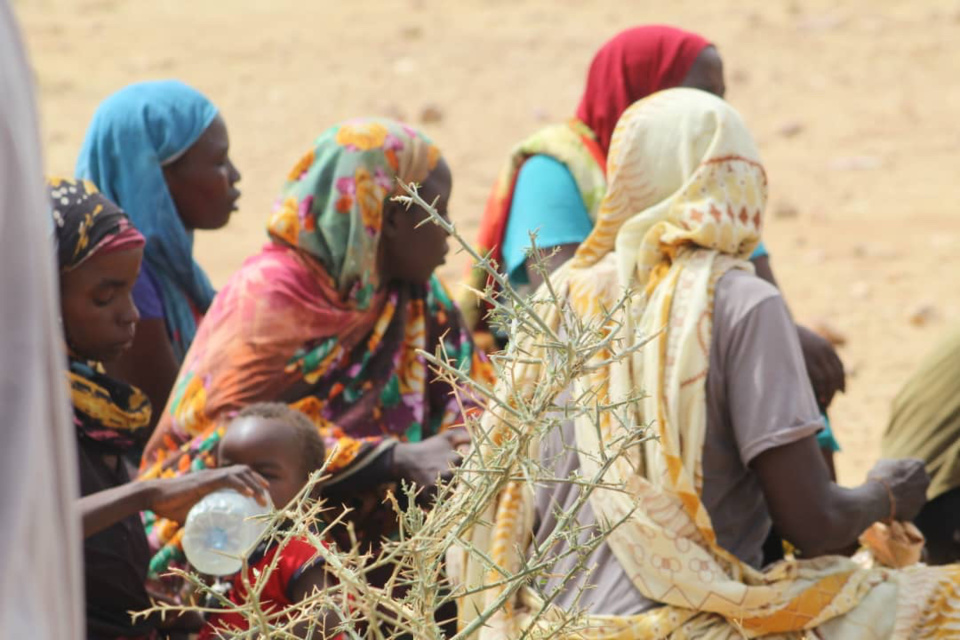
457, 88, 960, 639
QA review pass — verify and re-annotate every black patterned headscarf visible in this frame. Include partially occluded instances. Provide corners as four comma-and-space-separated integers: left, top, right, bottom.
49, 177, 145, 272
48, 177, 152, 450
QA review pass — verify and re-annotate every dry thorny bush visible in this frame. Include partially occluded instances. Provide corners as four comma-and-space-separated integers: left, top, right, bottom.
139, 181, 654, 639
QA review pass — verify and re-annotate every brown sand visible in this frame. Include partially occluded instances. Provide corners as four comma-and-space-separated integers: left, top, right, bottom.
17, 0, 960, 484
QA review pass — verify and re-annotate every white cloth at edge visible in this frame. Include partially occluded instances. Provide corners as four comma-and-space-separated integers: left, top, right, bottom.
0, 2, 84, 637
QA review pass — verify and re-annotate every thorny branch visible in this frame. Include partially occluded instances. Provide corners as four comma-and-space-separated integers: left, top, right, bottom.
138, 181, 653, 639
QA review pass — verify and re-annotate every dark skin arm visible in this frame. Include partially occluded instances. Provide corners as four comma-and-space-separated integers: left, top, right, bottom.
288, 564, 341, 638
391, 428, 471, 502
753, 253, 844, 479
752, 435, 929, 558
80, 464, 269, 538
325, 429, 470, 496
104, 318, 180, 432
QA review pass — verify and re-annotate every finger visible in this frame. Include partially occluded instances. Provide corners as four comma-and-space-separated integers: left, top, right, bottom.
223, 464, 269, 491
444, 428, 472, 449
238, 471, 271, 505
447, 449, 466, 468
223, 475, 261, 502
216, 467, 260, 496
245, 467, 270, 489
437, 467, 457, 485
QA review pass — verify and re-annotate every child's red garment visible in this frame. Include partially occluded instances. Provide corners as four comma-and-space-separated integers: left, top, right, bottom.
199, 537, 333, 639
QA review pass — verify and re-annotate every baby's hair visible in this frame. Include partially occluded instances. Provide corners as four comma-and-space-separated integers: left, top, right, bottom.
233, 403, 325, 476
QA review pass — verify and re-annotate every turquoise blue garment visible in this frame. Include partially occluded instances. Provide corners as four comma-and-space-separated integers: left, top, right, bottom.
76, 81, 218, 361
817, 412, 841, 452
502, 155, 594, 287
502, 155, 768, 285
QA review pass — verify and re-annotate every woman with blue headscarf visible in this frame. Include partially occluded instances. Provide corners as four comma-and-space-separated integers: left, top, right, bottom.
77, 80, 242, 431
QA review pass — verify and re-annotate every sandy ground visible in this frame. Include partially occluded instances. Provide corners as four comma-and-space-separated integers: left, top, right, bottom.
16, 0, 960, 484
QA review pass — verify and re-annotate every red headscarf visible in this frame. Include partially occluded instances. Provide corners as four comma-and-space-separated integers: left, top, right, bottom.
576, 25, 711, 156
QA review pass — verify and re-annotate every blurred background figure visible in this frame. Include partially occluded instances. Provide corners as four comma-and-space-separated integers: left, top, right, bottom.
883, 325, 960, 565
0, 0, 83, 637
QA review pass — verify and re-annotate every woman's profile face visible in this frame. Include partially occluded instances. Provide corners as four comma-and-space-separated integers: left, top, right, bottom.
379, 159, 452, 285
680, 46, 726, 99
163, 115, 242, 231
60, 248, 143, 363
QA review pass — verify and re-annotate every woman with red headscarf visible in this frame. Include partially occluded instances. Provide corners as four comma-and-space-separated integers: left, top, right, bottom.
465, 26, 723, 307
463, 25, 845, 479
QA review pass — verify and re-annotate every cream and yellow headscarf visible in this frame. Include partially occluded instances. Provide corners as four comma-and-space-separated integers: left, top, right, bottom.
457, 89, 960, 639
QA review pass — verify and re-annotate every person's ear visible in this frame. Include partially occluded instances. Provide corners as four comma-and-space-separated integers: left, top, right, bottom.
381, 201, 402, 238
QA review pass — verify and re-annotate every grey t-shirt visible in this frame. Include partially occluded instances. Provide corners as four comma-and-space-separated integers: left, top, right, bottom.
530, 269, 823, 615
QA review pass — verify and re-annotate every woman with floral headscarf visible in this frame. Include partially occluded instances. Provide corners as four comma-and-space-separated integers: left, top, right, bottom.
456, 89, 959, 639
141, 118, 492, 575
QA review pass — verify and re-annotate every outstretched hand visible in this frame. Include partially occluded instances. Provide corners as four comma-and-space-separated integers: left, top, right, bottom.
867, 458, 930, 523
392, 429, 471, 497
147, 464, 270, 524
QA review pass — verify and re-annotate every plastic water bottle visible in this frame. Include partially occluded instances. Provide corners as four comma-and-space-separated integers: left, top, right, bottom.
181, 489, 273, 576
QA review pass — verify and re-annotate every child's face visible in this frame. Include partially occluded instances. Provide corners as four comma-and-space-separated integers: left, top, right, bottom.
60, 248, 142, 363
219, 417, 311, 509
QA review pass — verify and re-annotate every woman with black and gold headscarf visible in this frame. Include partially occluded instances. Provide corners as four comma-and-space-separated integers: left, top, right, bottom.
50, 177, 270, 639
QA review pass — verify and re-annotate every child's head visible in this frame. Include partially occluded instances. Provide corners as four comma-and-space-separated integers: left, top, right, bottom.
219, 403, 325, 508
50, 178, 145, 363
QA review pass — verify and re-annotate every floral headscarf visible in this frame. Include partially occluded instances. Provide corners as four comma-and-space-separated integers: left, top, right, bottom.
269, 119, 441, 307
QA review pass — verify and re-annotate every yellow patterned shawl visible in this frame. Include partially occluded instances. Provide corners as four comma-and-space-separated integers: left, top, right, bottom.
457, 88, 960, 639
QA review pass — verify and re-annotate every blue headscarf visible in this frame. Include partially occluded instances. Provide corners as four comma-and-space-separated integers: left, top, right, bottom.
76, 80, 219, 361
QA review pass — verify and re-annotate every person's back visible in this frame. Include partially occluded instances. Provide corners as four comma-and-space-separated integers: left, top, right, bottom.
458, 88, 955, 640
530, 267, 821, 615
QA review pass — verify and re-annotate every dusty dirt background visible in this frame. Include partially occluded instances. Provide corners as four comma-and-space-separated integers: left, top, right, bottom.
16, 0, 960, 484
